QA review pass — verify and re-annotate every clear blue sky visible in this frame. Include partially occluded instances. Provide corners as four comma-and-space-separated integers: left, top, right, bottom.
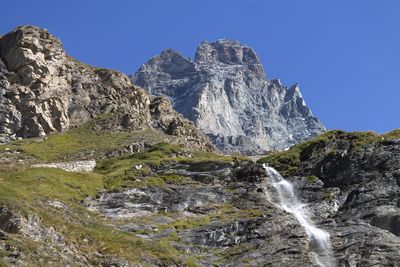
1, 0, 399, 133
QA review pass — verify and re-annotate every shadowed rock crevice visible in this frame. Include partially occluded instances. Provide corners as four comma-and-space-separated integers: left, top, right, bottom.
371, 215, 400, 237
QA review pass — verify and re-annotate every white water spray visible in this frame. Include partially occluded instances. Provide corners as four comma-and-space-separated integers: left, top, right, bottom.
263, 164, 336, 267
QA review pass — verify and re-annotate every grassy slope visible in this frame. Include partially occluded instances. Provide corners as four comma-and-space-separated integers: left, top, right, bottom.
0, 124, 247, 266
0, 155, 184, 265
0, 115, 176, 162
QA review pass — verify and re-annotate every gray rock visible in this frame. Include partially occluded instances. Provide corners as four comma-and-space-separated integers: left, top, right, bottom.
86, 160, 319, 266
264, 131, 400, 266
0, 230, 6, 240
131, 39, 325, 154
0, 207, 21, 234
0, 25, 215, 152
4, 134, 400, 266
88, 185, 228, 219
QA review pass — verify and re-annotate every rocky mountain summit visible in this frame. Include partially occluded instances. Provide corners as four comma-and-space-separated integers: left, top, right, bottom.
0, 25, 214, 151
132, 39, 325, 154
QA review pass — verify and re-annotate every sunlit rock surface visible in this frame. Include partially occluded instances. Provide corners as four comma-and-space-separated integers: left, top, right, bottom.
132, 40, 325, 154
0, 25, 215, 152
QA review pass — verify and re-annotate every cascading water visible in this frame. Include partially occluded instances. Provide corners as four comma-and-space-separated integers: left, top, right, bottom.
262, 164, 336, 267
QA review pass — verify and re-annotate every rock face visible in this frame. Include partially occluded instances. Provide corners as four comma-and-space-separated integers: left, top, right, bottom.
0, 25, 215, 152
85, 131, 400, 266
131, 40, 325, 154
260, 130, 400, 266
87, 160, 316, 266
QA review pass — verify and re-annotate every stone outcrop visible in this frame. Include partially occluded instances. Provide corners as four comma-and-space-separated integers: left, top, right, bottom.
87, 159, 316, 266
260, 130, 400, 266
0, 25, 215, 152
131, 39, 325, 154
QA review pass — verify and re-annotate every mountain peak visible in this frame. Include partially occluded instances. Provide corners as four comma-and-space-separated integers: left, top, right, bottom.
132, 40, 325, 154
194, 39, 265, 78
195, 39, 258, 64
0, 25, 65, 75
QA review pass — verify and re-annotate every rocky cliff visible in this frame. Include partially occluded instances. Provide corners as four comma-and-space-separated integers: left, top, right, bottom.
131, 40, 325, 154
259, 129, 400, 266
0, 25, 215, 152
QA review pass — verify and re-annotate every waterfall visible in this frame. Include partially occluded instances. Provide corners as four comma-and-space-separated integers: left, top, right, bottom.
262, 164, 336, 267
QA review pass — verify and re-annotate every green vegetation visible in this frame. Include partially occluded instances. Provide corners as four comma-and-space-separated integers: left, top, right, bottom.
96, 142, 185, 190
96, 142, 247, 191
383, 129, 400, 140
307, 175, 319, 183
155, 205, 263, 233
66, 55, 113, 73
0, 258, 8, 267
322, 192, 335, 201
0, 168, 102, 209
0, 124, 250, 265
257, 130, 392, 176
186, 256, 200, 267
0, 117, 175, 162
347, 131, 381, 150
160, 216, 212, 231
0, 120, 398, 265
0, 149, 194, 265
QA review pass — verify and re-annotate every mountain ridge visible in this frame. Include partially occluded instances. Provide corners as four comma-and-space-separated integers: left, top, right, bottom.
131, 39, 326, 155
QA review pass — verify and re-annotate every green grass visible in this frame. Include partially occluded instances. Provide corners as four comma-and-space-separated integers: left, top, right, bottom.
0, 122, 175, 163
157, 205, 264, 233
95, 142, 184, 190
160, 216, 212, 231
0, 165, 187, 265
0, 139, 244, 265
186, 256, 200, 267
307, 175, 319, 183
257, 130, 389, 176
0, 121, 250, 266
95, 142, 247, 191
0, 167, 103, 212
50, 219, 182, 265
383, 129, 400, 140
